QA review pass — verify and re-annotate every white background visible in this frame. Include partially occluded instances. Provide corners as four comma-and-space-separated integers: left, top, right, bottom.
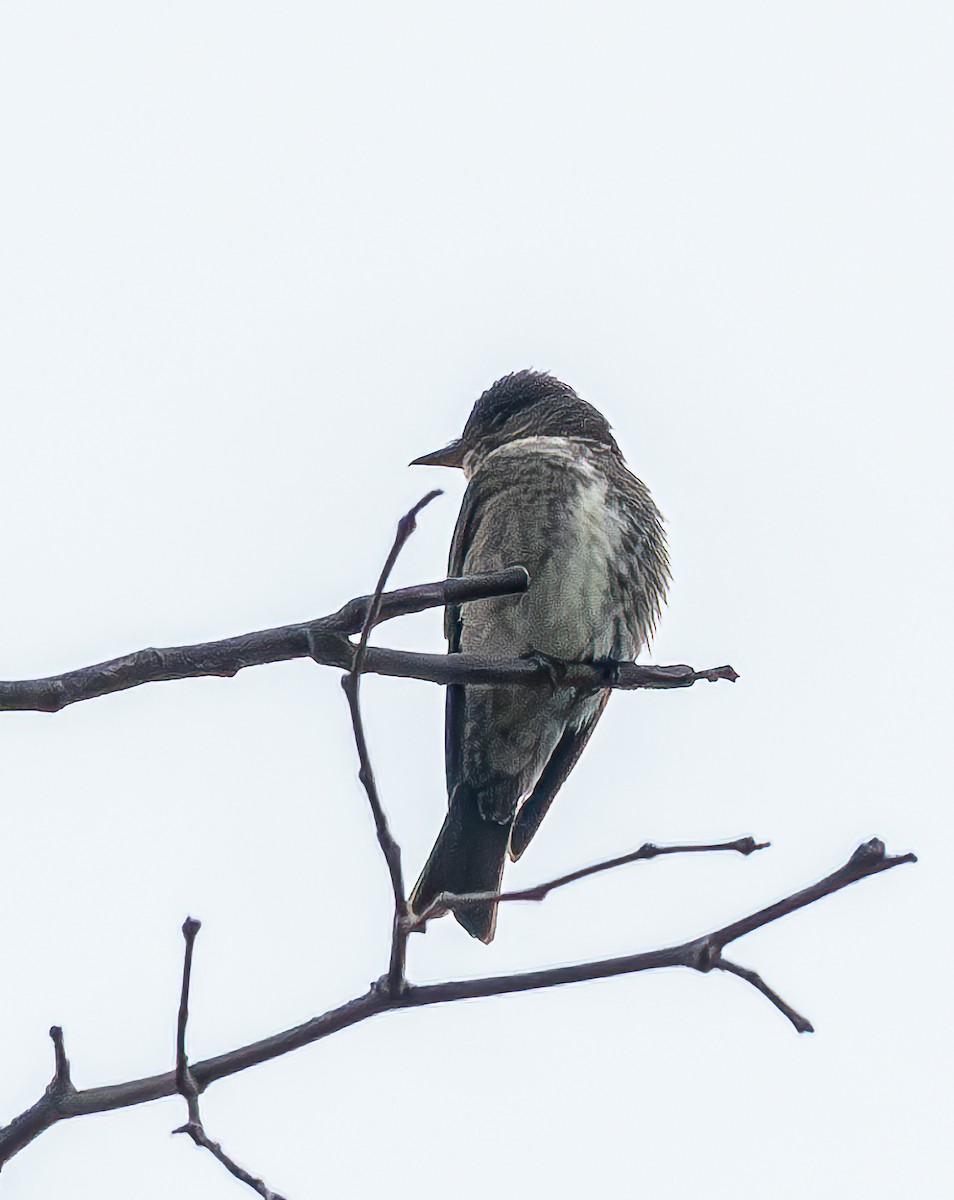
1, 3, 950, 1197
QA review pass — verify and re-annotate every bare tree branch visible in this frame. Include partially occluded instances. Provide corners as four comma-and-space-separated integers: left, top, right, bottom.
172, 919, 286, 1200
0, 837, 916, 1168
340, 490, 442, 992
406, 835, 771, 930
0, 565, 736, 714
324, 647, 740, 690
0, 497, 915, 1192
174, 918, 201, 1116
0, 560, 526, 712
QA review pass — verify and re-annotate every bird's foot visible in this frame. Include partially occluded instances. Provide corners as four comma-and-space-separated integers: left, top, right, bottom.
521, 649, 570, 687
574, 656, 621, 696
594, 656, 621, 687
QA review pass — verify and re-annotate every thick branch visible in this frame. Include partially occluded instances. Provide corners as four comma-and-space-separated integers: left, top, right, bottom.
0, 570, 736, 713
0, 565, 530, 713
0, 838, 915, 1167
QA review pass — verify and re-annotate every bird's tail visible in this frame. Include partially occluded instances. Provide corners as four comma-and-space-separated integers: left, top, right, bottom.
409, 786, 512, 943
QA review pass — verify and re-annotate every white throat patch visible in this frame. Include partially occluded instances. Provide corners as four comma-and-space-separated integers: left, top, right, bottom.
464, 435, 587, 480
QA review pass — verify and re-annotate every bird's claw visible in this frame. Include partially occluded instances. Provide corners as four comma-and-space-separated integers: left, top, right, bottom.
521, 649, 569, 687
594, 657, 620, 687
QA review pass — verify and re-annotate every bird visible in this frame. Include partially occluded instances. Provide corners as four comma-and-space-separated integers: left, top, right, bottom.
408, 370, 669, 942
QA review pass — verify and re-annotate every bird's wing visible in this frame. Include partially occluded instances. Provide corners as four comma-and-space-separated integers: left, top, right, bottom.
509, 688, 610, 861
595, 446, 671, 651
443, 483, 474, 652
442, 478, 482, 797
442, 462, 538, 803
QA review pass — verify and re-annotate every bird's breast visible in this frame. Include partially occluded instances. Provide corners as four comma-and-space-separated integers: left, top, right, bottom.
459, 438, 636, 663
526, 457, 629, 661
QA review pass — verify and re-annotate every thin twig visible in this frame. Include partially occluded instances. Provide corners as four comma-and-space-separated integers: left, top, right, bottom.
352, 490, 444, 678
172, 918, 286, 1200
716, 959, 814, 1033
0, 838, 916, 1167
174, 918, 202, 1121
406, 836, 771, 930
340, 490, 442, 993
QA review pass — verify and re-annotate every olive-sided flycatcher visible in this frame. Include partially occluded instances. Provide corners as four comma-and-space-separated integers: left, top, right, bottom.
409, 370, 669, 942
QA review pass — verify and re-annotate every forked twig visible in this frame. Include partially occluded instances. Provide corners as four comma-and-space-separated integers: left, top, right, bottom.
172, 919, 286, 1200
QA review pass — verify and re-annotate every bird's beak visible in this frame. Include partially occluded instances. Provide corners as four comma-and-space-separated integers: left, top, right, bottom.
410, 439, 466, 469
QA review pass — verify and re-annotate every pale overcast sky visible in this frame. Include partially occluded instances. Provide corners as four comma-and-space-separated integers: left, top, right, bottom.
1, 3, 950, 1197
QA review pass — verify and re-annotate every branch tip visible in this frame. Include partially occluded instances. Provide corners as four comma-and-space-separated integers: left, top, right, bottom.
846, 840, 916, 870
735, 836, 771, 855
690, 664, 739, 684
400, 488, 443, 533
717, 958, 814, 1034
48, 1026, 72, 1093
850, 838, 886, 867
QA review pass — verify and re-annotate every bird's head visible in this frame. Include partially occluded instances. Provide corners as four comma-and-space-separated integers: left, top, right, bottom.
411, 370, 618, 475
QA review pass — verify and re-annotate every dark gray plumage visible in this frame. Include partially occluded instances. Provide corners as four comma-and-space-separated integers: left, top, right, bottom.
409, 370, 669, 941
